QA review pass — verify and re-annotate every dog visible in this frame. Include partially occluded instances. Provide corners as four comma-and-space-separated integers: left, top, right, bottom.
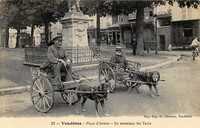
128, 71, 160, 97
75, 80, 112, 117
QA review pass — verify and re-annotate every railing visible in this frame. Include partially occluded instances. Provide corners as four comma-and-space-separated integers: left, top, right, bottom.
98, 44, 126, 59
24, 45, 126, 66
66, 46, 98, 65
25, 47, 48, 65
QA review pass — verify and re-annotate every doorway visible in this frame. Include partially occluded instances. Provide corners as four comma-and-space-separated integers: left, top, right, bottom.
123, 30, 132, 48
159, 35, 165, 50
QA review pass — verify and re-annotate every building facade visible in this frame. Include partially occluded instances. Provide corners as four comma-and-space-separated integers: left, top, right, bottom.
4, 2, 199, 50
88, 7, 156, 49
156, 3, 200, 50
88, 2, 200, 50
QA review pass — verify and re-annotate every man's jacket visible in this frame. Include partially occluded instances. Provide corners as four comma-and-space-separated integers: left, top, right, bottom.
40, 45, 70, 69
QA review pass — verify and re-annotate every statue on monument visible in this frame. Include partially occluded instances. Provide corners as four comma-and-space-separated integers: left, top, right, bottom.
67, 0, 81, 12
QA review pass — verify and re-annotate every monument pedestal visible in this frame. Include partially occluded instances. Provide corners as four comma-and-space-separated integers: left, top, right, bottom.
60, 11, 89, 47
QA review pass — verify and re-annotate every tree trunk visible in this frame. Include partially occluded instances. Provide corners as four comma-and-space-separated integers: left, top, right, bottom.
44, 22, 49, 46
96, 12, 101, 46
4, 26, 9, 48
15, 29, 20, 48
0, 24, 3, 47
31, 24, 35, 47
135, 7, 144, 55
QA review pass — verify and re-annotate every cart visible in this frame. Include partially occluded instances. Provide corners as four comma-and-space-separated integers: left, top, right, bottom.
29, 66, 85, 113
29, 61, 113, 113
97, 55, 141, 92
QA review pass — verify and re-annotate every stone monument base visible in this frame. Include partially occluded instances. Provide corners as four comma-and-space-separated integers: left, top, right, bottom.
61, 11, 89, 48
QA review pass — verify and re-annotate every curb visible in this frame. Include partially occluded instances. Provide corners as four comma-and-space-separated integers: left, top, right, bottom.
0, 86, 30, 95
0, 76, 98, 96
140, 55, 182, 72
0, 56, 182, 96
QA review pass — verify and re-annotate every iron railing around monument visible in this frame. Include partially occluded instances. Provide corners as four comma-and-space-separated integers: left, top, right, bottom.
24, 45, 126, 66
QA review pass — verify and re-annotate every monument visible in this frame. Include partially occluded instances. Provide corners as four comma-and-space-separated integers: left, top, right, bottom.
60, 0, 89, 47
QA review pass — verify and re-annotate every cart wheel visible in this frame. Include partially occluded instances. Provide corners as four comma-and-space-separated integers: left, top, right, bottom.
60, 88, 80, 105
99, 67, 116, 91
30, 76, 54, 113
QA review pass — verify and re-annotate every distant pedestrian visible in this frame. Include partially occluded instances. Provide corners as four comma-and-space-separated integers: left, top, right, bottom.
132, 37, 137, 55
167, 44, 172, 51
108, 37, 114, 45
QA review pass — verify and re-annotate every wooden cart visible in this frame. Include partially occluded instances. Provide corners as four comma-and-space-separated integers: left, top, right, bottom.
29, 65, 106, 113
29, 66, 85, 113
97, 55, 141, 92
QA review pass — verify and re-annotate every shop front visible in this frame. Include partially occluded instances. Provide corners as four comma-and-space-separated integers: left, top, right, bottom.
172, 19, 200, 49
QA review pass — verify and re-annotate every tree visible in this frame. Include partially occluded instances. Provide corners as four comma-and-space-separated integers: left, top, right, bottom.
100, 0, 163, 55
81, 0, 108, 46
21, 0, 68, 46
0, 0, 68, 47
9, 0, 31, 47
0, 0, 20, 47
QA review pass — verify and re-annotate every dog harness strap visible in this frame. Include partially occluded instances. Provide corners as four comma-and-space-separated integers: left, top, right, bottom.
96, 93, 104, 97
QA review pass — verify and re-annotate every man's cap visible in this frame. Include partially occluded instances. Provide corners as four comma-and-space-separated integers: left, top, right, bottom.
115, 46, 122, 55
48, 36, 63, 46
52, 36, 63, 42
115, 46, 122, 52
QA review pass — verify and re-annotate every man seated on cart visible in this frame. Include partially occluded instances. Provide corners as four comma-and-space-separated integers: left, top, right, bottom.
110, 46, 128, 81
110, 46, 140, 70
40, 36, 79, 87
110, 46, 128, 69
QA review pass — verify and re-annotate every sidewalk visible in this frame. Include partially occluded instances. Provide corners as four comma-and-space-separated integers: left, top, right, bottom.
0, 48, 189, 95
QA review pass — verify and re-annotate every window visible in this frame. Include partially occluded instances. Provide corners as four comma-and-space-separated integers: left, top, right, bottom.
112, 16, 118, 24
184, 29, 193, 37
182, 8, 187, 19
188, 7, 192, 19
144, 8, 149, 19
128, 12, 136, 20
149, 11, 153, 17
116, 32, 120, 45
118, 15, 128, 23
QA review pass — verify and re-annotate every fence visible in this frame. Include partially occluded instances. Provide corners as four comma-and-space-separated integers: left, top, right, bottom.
24, 45, 126, 66
66, 46, 99, 65
25, 47, 48, 65
98, 44, 126, 59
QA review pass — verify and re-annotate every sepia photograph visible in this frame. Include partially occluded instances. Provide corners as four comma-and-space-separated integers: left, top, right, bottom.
0, 0, 200, 127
